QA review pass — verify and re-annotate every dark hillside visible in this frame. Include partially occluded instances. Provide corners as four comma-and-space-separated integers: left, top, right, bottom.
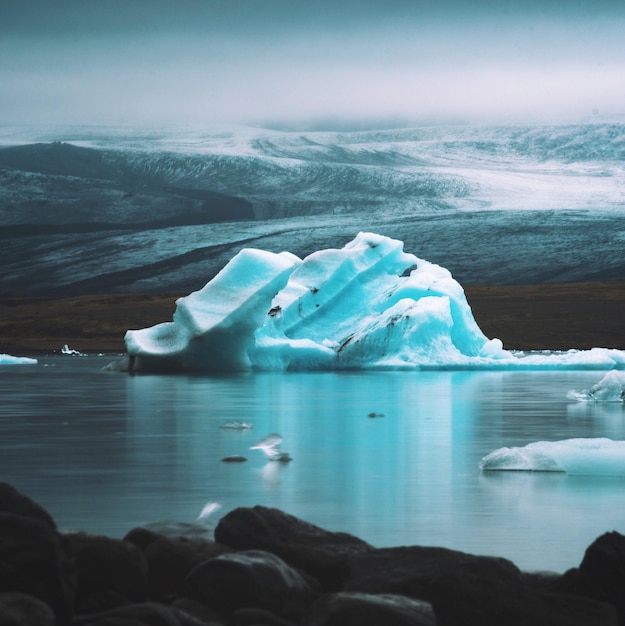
0, 142, 118, 179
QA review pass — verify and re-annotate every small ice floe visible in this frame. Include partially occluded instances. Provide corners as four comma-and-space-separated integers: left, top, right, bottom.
480, 438, 625, 476
0, 353, 37, 365
250, 432, 292, 463
61, 344, 84, 356
219, 421, 254, 430
567, 370, 625, 402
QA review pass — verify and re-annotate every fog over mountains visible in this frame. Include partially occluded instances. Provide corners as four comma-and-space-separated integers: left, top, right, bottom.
1, 123, 624, 296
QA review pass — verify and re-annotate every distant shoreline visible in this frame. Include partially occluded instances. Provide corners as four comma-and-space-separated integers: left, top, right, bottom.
1, 280, 624, 355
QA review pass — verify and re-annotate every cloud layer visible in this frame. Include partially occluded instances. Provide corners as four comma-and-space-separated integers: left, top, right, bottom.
2, 0, 625, 127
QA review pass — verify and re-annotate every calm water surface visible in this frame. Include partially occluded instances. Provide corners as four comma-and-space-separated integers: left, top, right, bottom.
2, 355, 625, 573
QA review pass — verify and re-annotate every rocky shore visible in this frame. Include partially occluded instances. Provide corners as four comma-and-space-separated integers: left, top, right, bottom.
1, 482, 624, 625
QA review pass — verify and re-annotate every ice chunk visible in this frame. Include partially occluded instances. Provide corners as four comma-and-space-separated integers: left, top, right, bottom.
219, 421, 254, 430
480, 438, 625, 475
567, 370, 625, 402
61, 344, 84, 356
125, 248, 300, 372
124, 232, 625, 373
0, 353, 37, 365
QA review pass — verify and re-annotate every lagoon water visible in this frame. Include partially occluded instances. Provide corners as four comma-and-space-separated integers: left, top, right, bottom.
2, 355, 625, 573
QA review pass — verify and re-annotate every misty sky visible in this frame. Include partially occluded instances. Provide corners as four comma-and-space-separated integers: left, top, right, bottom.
1, 0, 625, 127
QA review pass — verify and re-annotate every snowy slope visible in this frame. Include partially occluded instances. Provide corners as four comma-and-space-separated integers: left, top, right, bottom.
1, 123, 624, 295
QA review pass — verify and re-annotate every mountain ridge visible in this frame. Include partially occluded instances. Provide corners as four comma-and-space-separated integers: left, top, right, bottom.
1, 123, 624, 296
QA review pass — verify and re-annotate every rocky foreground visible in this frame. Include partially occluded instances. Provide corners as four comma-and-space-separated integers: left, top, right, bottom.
1, 483, 625, 625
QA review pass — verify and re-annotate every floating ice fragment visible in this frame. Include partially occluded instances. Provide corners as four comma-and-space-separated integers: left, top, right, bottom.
567, 370, 625, 402
0, 353, 37, 365
219, 421, 254, 430
480, 438, 625, 475
61, 344, 83, 356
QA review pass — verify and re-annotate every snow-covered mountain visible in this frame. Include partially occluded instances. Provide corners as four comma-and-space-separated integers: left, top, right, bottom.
1, 123, 624, 295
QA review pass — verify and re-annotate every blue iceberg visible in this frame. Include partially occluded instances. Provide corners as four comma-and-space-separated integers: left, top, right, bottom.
124, 233, 625, 373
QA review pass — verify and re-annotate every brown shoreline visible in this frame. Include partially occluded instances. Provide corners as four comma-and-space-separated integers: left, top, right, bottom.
1, 281, 624, 355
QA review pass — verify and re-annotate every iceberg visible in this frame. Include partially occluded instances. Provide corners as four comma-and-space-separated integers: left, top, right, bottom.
0, 353, 37, 365
480, 438, 625, 476
124, 233, 625, 373
567, 370, 625, 402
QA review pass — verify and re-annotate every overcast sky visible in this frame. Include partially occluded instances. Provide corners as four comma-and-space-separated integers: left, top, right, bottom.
1, 0, 625, 128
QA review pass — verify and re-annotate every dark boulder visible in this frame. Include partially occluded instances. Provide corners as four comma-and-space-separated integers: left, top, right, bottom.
170, 597, 227, 625
0, 482, 56, 529
579, 531, 625, 623
140, 520, 215, 542
0, 591, 56, 626
301, 592, 436, 626
143, 535, 233, 600
214, 506, 372, 590
0, 513, 75, 625
233, 606, 298, 625
344, 544, 523, 601
555, 531, 625, 624
125, 521, 216, 546
72, 601, 182, 626
184, 549, 318, 619
66, 532, 148, 615
170, 597, 226, 625
123, 526, 165, 551
430, 567, 618, 626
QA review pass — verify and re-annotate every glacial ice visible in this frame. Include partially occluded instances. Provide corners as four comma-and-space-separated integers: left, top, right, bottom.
124, 232, 625, 373
567, 370, 625, 402
480, 438, 625, 476
0, 353, 37, 365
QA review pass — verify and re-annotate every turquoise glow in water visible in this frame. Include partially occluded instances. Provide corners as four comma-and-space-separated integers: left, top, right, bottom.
1, 356, 624, 572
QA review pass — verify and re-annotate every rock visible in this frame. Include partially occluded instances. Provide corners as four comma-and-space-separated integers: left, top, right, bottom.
143, 535, 232, 600
233, 606, 298, 625
344, 545, 523, 601
0, 591, 56, 626
124, 526, 165, 551
0, 482, 57, 529
141, 520, 215, 541
184, 549, 318, 620
170, 597, 227, 625
521, 570, 566, 591
301, 592, 436, 626
0, 513, 75, 625
429, 567, 618, 626
577, 531, 625, 624
72, 602, 181, 626
66, 532, 149, 615
2, 482, 625, 626
214, 506, 372, 590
